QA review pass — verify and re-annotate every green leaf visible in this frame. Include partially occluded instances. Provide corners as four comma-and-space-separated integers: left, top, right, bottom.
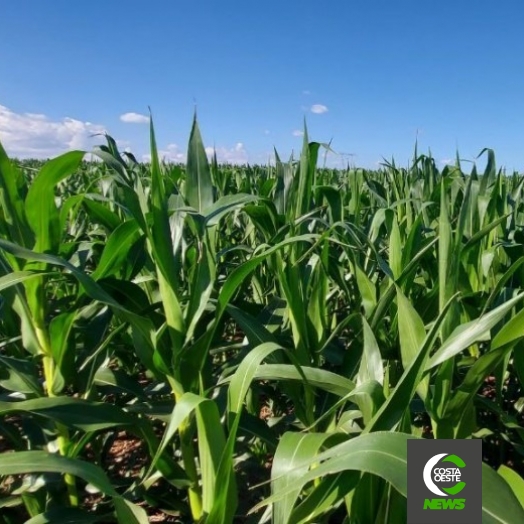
271, 432, 339, 524
0, 239, 159, 375
228, 342, 285, 414
186, 114, 214, 215
0, 397, 136, 432
445, 346, 512, 435
288, 472, 357, 523
113, 495, 150, 524
49, 311, 76, 394
492, 304, 524, 350
0, 271, 54, 292
389, 213, 402, 280
25, 151, 85, 253
148, 113, 185, 351
225, 304, 280, 348
483, 463, 524, 523
184, 240, 215, 345
92, 219, 142, 280
354, 264, 377, 317
222, 363, 354, 398
366, 293, 458, 433
357, 316, 384, 385
254, 431, 412, 517
0, 354, 42, 395
295, 125, 319, 222
94, 367, 147, 400
497, 465, 524, 510
0, 141, 33, 247
82, 197, 122, 231
256, 433, 524, 524
0, 450, 118, 496
427, 291, 524, 370
195, 398, 236, 516
204, 193, 259, 226
146, 393, 210, 477
396, 286, 429, 401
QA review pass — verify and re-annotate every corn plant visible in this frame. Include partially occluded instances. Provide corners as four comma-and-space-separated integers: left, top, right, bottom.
1, 115, 524, 524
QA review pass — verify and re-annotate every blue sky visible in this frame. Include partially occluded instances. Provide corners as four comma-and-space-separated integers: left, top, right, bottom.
1, 1, 523, 170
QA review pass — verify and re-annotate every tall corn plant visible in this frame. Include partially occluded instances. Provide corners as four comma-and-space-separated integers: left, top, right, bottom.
229, 152, 524, 523
3, 120, 524, 524
0, 142, 156, 522
88, 115, 317, 521
82, 114, 233, 521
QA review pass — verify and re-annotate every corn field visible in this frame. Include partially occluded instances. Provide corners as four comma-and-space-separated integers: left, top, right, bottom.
1, 115, 524, 523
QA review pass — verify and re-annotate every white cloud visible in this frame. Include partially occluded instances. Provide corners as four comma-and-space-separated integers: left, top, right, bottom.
205, 142, 248, 164
310, 104, 328, 114
0, 104, 107, 158
440, 158, 454, 165
292, 129, 304, 137
143, 142, 248, 165
120, 112, 150, 124
142, 143, 186, 163
116, 139, 132, 149
24, 112, 47, 120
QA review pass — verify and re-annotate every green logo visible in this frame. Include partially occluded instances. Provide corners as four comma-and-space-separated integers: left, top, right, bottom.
423, 453, 466, 496
408, 439, 482, 522
423, 453, 466, 510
